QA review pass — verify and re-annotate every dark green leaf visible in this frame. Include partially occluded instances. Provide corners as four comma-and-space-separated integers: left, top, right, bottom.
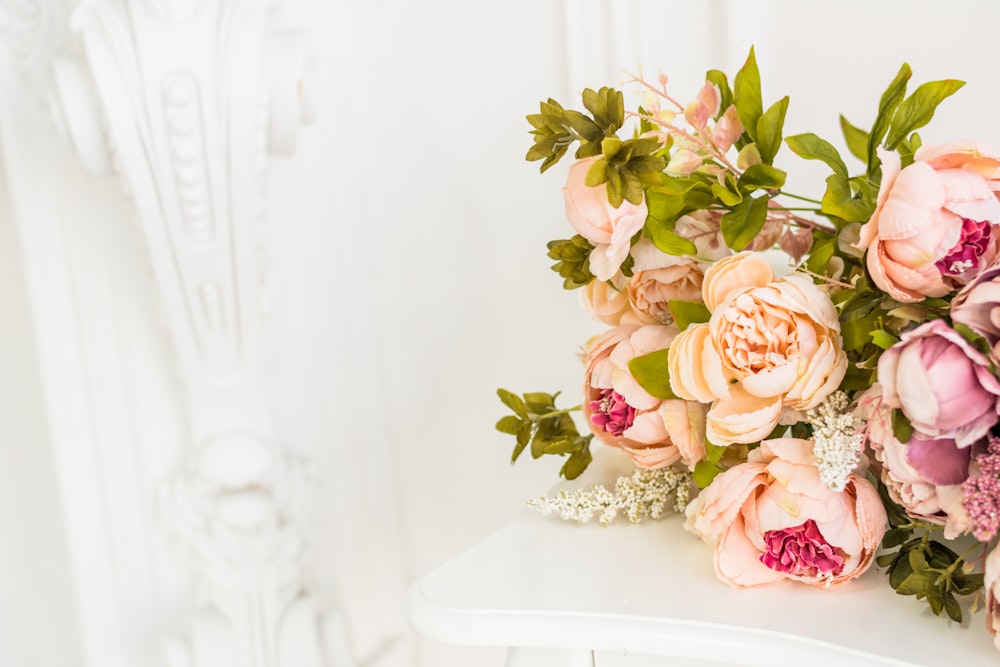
805, 236, 835, 276
721, 195, 769, 252
668, 300, 711, 331
627, 348, 679, 400
585, 157, 609, 186
785, 133, 848, 179
885, 79, 965, 150
734, 46, 763, 142
889, 552, 914, 589
868, 63, 912, 174
882, 526, 912, 549
943, 591, 962, 622
543, 436, 583, 455
512, 420, 532, 462
840, 114, 869, 163
756, 96, 789, 164
523, 392, 555, 413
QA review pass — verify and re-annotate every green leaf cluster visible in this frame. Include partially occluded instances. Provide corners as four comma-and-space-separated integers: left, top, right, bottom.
875, 481, 983, 622
496, 388, 593, 480
585, 136, 667, 207
786, 64, 963, 233
546, 235, 595, 289
526, 87, 626, 173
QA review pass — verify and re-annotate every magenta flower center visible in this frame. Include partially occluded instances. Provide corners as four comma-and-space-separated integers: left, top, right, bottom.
588, 389, 636, 437
936, 218, 992, 276
759, 519, 845, 578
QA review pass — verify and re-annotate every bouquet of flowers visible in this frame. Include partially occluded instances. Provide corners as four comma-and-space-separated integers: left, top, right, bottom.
495, 47, 1000, 651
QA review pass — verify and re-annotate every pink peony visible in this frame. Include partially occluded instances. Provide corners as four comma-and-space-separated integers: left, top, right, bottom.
564, 157, 648, 281
685, 438, 886, 588
582, 325, 707, 470
863, 389, 971, 539
952, 261, 1000, 358
668, 252, 847, 446
622, 238, 706, 326
856, 142, 1000, 302
877, 319, 1000, 448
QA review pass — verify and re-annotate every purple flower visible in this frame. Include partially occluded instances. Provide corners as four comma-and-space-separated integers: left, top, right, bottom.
878, 319, 1000, 448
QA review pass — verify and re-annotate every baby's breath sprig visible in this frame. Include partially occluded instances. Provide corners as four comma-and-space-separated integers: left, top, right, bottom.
805, 390, 863, 492
527, 467, 692, 525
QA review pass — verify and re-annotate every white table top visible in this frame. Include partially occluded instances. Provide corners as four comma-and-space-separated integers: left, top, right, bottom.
407, 448, 1000, 666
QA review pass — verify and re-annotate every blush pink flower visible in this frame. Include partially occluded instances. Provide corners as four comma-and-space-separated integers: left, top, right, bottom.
952, 261, 1000, 358
863, 389, 971, 539
684, 438, 886, 588
667, 252, 847, 446
582, 325, 707, 470
564, 157, 648, 281
877, 319, 1000, 448
856, 142, 1000, 302
581, 277, 632, 326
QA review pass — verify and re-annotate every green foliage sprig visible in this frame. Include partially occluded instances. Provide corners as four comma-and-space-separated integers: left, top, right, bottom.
496, 388, 593, 480
875, 481, 984, 622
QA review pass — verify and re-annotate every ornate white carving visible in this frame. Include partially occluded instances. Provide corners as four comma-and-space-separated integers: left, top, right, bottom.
6, 0, 340, 665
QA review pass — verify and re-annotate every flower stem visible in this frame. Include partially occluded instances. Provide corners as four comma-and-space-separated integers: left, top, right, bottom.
778, 191, 823, 205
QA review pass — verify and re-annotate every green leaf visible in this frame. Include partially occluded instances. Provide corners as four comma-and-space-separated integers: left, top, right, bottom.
896, 570, 936, 596
498, 388, 527, 417
738, 164, 787, 192
646, 190, 685, 221
693, 459, 726, 489
705, 441, 727, 464
893, 409, 914, 444
785, 133, 848, 180
512, 420, 532, 462
805, 235, 835, 276
882, 526, 911, 549
870, 329, 900, 350
668, 300, 711, 331
495, 415, 522, 435
868, 63, 912, 174
711, 182, 743, 206
721, 195, 769, 252
840, 115, 869, 163
585, 157, 609, 186
627, 348, 679, 400
734, 46, 763, 142
943, 591, 962, 623
885, 79, 965, 150
756, 96, 789, 164
560, 445, 593, 480
821, 174, 874, 223
543, 436, 583, 455
644, 217, 698, 256
523, 392, 555, 414
706, 69, 733, 118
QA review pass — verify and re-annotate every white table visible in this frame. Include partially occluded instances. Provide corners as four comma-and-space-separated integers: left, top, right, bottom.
407, 450, 1000, 666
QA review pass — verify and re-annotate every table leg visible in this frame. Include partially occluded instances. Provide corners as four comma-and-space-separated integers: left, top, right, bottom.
505, 646, 595, 667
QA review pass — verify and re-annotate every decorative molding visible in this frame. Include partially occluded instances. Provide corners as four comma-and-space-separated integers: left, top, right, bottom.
0, 1, 343, 665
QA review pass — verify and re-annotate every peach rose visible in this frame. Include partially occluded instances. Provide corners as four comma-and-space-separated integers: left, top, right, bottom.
668, 252, 847, 446
564, 157, 648, 281
580, 277, 631, 326
856, 142, 1000, 302
622, 238, 706, 326
863, 389, 971, 539
685, 438, 886, 588
583, 325, 707, 470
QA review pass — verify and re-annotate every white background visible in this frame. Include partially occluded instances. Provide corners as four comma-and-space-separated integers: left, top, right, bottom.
3, 1, 1000, 666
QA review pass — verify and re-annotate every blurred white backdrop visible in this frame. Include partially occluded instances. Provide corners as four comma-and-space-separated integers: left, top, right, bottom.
3, 1, 1000, 666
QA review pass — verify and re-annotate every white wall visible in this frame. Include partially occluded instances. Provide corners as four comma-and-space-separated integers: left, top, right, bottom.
4, 2, 1000, 667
